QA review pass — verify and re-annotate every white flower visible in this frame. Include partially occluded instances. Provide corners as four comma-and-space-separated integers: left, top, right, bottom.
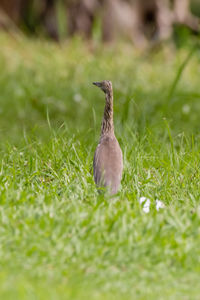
139, 197, 165, 213
156, 199, 165, 211
143, 199, 150, 213
139, 196, 147, 204
139, 197, 151, 214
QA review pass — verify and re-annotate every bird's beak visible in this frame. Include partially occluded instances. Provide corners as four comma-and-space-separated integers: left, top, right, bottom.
93, 81, 102, 87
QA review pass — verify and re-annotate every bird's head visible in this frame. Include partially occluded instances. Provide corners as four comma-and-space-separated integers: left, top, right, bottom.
93, 80, 112, 94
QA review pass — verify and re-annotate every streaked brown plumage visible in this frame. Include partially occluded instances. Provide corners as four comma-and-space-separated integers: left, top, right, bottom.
93, 80, 123, 195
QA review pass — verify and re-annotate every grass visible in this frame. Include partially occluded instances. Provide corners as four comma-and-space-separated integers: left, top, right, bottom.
0, 33, 200, 299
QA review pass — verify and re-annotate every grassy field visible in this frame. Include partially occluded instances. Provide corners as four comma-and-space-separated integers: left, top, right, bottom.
0, 33, 200, 299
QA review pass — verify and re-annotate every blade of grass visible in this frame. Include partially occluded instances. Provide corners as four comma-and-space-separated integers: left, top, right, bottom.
168, 45, 198, 101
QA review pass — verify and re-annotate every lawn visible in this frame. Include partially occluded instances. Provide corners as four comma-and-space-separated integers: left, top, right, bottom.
0, 33, 200, 299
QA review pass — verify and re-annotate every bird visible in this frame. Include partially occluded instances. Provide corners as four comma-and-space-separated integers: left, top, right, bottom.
93, 80, 123, 195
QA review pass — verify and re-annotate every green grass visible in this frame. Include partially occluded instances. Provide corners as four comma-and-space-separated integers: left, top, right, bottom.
0, 33, 200, 299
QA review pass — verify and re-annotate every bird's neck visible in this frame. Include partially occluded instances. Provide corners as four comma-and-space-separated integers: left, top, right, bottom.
101, 91, 114, 136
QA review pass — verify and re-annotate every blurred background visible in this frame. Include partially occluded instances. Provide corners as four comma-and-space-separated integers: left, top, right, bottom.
0, 0, 200, 146
0, 0, 200, 46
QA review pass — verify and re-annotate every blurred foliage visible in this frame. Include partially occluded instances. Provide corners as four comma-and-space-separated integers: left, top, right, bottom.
191, 0, 200, 16
0, 33, 200, 145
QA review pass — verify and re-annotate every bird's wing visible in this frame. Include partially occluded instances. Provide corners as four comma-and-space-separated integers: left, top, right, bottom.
93, 136, 123, 190
93, 143, 104, 186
